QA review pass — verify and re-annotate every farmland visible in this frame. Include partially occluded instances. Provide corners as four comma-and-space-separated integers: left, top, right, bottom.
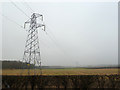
2, 68, 118, 75
2, 68, 120, 89
2, 75, 120, 89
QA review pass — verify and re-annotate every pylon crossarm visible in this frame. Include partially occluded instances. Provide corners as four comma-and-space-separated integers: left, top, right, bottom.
24, 19, 31, 29
34, 13, 43, 20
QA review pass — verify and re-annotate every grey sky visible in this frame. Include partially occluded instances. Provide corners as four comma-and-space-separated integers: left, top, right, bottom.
2, 2, 118, 66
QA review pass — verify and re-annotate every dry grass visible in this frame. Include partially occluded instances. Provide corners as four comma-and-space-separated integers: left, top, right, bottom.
2, 68, 118, 76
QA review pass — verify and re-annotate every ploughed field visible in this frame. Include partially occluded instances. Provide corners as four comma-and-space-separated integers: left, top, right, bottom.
2, 68, 118, 75
2, 68, 120, 89
2, 75, 120, 89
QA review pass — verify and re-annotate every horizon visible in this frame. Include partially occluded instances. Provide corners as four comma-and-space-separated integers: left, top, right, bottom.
1, 2, 118, 66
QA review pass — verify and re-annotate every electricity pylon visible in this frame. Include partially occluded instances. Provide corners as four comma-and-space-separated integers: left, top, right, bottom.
23, 13, 45, 75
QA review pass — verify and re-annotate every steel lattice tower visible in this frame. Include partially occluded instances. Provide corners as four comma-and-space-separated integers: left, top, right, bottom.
23, 13, 45, 75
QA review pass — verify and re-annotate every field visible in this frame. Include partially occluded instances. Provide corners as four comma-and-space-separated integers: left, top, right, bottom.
2, 68, 118, 75
2, 68, 120, 89
2, 75, 120, 89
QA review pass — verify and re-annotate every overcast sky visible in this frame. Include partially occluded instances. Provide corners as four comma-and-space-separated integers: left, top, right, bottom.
1, 1, 118, 66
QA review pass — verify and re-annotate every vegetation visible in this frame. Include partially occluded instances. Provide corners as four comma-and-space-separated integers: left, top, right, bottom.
2, 61, 67, 69
2, 61, 35, 69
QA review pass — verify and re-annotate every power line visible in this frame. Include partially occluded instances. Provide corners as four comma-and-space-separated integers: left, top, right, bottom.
45, 25, 73, 61
45, 26, 66, 52
19, 0, 34, 13
10, 0, 30, 18
23, 1, 34, 13
0, 12, 24, 29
